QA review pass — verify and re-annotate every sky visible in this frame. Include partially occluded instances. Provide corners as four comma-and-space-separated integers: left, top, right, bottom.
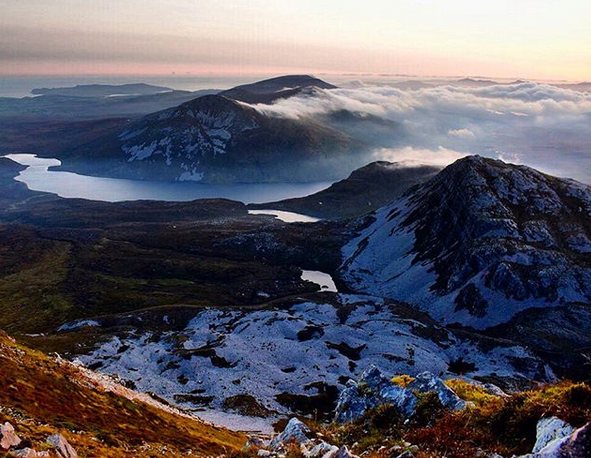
1, 0, 590, 80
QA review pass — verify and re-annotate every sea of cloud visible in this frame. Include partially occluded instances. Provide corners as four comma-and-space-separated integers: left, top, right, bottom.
253, 81, 591, 184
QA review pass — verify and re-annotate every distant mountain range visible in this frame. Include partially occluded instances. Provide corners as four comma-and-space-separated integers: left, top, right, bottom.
30, 82, 173, 97
0, 88, 219, 120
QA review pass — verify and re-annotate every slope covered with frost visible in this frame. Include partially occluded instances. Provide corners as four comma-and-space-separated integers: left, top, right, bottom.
74, 294, 551, 430
341, 156, 591, 329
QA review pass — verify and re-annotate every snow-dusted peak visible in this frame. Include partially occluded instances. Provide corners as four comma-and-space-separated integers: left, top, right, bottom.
341, 155, 591, 329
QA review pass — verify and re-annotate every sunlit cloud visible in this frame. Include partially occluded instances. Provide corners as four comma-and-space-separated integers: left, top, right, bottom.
252, 81, 591, 183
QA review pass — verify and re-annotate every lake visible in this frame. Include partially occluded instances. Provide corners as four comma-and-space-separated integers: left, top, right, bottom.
247, 209, 320, 223
300, 270, 338, 292
4, 154, 331, 204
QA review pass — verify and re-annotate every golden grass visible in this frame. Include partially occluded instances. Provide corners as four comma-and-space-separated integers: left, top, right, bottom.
0, 330, 245, 457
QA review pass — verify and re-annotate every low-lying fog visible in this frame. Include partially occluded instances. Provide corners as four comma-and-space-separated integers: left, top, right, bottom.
254, 80, 591, 184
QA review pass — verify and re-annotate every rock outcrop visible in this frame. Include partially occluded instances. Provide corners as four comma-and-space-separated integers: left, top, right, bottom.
406, 372, 467, 411
47, 434, 78, 458
334, 366, 466, 423
334, 366, 417, 422
13, 448, 51, 457
518, 419, 590, 458
269, 418, 312, 450
532, 417, 575, 453
0, 422, 21, 450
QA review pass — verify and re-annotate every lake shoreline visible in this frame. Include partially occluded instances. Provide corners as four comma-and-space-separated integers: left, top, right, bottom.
3, 153, 332, 205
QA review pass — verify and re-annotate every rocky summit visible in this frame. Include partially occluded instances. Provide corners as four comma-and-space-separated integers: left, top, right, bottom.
341, 155, 591, 329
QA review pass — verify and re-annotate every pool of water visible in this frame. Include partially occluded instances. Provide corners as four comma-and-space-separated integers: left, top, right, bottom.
4, 154, 331, 204
300, 270, 338, 292
247, 209, 320, 223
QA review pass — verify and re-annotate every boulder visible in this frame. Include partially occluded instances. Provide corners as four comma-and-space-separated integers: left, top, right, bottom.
380, 383, 418, 418
0, 422, 21, 450
559, 422, 591, 458
334, 366, 417, 422
395, 452, 414, 458
269, 418, 311, 450
533, 417, 574, 453
406, 372, 466, 410
517, 421, 590, 458
47, 433, 77, 458
245, 436, 268, 449
304, 441, 339, 458
330, 446, 359, 458
334, 380, 371, 422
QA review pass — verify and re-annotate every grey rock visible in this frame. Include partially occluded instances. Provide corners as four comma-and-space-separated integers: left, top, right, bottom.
516, 421, 590, 457
331, 446, 359, 458
406, 372, 467, 410
270, 418, 311, 450
335, 367, 469, 423
395, 452, 414, 458
334, 366, 418, 422
559, 422, 591, 458
533, 417, 574, 453
47, 433, 78, 458
246, 436, 268, 449
304, 441, 339, 458
13, 449, 51, 458
0, 422, 21, 450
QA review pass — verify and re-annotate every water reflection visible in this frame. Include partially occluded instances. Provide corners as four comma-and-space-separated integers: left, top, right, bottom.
4, 154, 331, 204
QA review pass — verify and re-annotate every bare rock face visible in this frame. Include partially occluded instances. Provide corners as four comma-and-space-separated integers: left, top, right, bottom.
557, 422, 591, 458
341, 156, 591, 330
0, 422, 21, 450
304, 441, 339, 458
533, 417, 575, 453
47, 433, 77, 458
331, 446, 359, 458
269, 418, 311, 450
518, 421, 591, 458
334, 366, 467, 423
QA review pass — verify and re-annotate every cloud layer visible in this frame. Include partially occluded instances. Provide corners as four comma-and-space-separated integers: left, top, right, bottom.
253, 82, 591, 183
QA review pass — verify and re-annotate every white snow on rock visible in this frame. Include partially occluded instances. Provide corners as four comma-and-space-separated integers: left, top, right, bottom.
57, 320, 99, 332
341, 156, 591, 329
118, 95, 259, 180
76, 294, 551, 425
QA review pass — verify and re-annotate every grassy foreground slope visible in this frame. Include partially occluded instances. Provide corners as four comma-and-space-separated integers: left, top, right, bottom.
0, 330, 245, 457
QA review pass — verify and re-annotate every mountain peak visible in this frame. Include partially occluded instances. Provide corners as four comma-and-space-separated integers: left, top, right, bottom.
220, 74, 336, 104
341, 156, 591, 329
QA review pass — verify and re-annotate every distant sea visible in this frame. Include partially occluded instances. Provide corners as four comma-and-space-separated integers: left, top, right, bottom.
0, 74, 273, 98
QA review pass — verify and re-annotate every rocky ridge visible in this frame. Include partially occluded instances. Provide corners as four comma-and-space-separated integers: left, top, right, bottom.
341, 156, 591, 329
